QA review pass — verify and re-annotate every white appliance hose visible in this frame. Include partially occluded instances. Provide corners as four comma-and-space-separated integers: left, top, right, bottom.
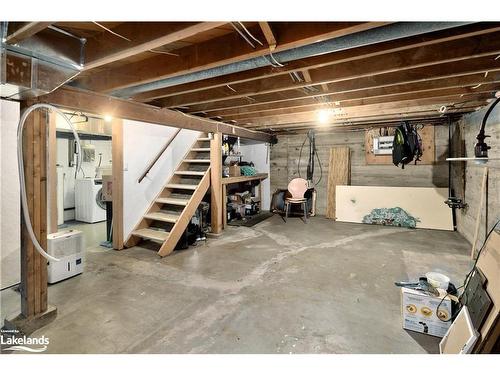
17, 104, 83, 262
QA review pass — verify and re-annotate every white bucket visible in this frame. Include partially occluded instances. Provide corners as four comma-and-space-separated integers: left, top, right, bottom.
426, 272, 450, 290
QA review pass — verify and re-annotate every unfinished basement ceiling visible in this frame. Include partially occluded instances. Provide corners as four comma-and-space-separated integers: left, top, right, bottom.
2, 21, 500, 132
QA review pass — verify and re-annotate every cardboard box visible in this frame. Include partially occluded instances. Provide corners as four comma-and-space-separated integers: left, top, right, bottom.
229, 165, 241, 177
401, 287, 452, 337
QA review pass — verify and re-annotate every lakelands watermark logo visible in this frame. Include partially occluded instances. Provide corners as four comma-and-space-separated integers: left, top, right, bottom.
1, 329, 49, 353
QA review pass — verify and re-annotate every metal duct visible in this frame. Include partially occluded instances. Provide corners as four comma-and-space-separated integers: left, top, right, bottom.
110, 22, 473, 99
1, 22, 83, 100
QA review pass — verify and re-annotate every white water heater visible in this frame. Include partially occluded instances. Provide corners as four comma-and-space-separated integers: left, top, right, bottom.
47, 230, 85, 283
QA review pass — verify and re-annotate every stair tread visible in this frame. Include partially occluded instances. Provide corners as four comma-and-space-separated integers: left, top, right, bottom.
183, 159, 210, 163
166, 183, 198, 190
132, 228, 169, 242
191, 148, 210, 151
156, 197, 189, 206
174, 170, 206, 176
144, 211, 180, 223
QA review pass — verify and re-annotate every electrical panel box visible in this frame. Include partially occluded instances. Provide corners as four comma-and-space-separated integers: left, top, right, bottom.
372, 136, 394, 155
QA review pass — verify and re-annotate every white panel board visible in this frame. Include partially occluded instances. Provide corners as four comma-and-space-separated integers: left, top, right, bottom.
336, 185, 453, 231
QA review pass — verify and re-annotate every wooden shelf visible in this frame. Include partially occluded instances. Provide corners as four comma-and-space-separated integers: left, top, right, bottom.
221, 173, 268, 185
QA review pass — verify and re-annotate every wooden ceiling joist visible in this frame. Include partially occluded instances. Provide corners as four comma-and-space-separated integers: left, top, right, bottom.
183, 57, 500, 115
258, 22, 277, 49
5, 22, 53, 44
131, 23, 500, 102
221, 89, 497, 122
75, 22, 387, 93
202, 74, 500, 118
244, 98, 490, 128
156, 31, 500, 108
27, 86, 274, 143
82, 22, 227, 71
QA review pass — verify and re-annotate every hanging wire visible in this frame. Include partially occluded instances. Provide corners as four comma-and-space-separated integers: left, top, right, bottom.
93, 22, 131, 41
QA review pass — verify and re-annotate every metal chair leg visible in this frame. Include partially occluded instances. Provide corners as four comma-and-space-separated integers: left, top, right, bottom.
284, 202, 289, 222
302, 202, 308, 223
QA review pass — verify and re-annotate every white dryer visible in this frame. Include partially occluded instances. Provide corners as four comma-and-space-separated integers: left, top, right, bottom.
75, 178, 106, 223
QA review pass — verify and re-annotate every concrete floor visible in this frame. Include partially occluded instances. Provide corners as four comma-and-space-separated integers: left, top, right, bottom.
1, 216, 472, 354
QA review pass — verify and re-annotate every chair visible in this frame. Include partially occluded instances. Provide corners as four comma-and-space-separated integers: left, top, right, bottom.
284, 178, 309, 223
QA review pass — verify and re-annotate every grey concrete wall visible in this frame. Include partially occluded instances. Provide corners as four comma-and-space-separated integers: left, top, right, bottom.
450, 104, 500, 248
270, 125, 449, 215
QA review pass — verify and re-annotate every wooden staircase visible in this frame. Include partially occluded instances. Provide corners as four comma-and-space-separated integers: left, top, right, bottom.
125, 134, 212, 257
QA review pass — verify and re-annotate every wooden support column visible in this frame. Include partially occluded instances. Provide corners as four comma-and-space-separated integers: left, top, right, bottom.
5, 108, 57, 334
210, 132, 223, 234
112, 119, 124, 250
21, 109, 48, 317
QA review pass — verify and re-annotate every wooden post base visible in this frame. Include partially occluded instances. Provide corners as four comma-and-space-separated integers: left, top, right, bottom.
3, 305, 57, 336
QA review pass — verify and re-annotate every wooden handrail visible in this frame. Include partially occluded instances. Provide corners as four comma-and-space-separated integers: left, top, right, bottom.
138, 128, 182, 183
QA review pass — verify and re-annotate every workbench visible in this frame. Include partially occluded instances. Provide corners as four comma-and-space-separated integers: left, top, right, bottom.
222, 173, 268, 228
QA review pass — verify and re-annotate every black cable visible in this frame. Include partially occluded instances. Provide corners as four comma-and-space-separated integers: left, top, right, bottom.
436, 218, 500, 322
0, 282, 20, 292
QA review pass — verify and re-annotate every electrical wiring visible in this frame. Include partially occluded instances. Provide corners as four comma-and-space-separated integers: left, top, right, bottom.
93, 22, 131, 41
18, 104, 83, 262
436, 218, 500, 322
237, 22, 264, 46
231, 22, 256, 49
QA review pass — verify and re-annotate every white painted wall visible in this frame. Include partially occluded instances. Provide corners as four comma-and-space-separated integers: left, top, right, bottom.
239, 143, 271, 210
1, 99, 20, 288
122, 120, 200, 241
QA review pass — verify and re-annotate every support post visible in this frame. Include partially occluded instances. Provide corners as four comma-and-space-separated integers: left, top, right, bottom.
4, 108, 57, 335
112, 119, 124, 250
210, 132, 222, 234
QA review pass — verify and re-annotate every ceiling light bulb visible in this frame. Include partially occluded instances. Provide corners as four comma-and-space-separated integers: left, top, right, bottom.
104, 115, 113, 122
317, 109, 330, 124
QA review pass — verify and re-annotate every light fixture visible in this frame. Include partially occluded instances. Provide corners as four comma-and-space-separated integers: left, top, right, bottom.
104, 115, 113, 123
317, 109, 331, 124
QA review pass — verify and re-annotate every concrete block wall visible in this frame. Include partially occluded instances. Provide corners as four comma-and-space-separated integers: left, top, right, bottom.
270, 125, 449, 216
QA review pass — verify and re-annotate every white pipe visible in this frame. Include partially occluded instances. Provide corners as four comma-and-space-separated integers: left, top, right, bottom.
17, 104, 83, 262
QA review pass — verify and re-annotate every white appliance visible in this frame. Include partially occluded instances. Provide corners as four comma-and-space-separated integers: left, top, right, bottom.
47, 229, 85, 283
75, 178, 106, 223
56, 166, 64, 225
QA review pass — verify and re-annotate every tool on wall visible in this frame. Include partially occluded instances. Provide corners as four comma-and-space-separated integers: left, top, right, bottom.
475, 97, 499, 159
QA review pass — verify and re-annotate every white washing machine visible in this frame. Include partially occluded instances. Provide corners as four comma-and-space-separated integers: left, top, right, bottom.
75, 178, 106, 223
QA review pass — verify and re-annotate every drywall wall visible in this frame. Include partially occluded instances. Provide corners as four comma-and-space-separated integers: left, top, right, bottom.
0, 99, 20, 288
450, 103, 500, 248
122, 120, 200, 241
239, 142, 271, 210
270, 125, 449, 215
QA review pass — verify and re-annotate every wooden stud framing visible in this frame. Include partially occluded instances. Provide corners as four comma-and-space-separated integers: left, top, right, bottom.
112, 119, 124, 250
326, 147, 351, 220
6, 22, 52, 44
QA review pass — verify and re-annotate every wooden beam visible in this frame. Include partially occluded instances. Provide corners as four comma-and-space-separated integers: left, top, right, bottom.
185, 57, 500, 113
210, 132, 223, 234
204, 73, 500, 118
246, 99, 489, 128
83, 22, 227, 71
223, 89, 497, 122
20, 109, 48, 317
259, 22, 277, 49
30, 86, 274, 143
248, 105, 482, 131
132, 23, 500, 102
157, 32, 500, 108
112, 119, 124, 250
76, 22, 387, 92
6, 22, 52, 44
